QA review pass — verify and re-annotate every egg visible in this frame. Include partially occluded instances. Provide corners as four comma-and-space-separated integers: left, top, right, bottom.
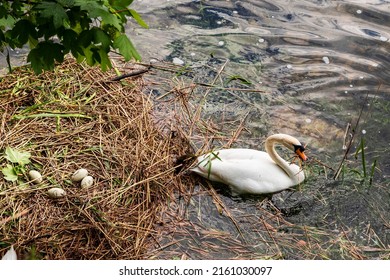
28, 170, 43, 184
80, 176, 94, 188
48, 187, 66, 198
71, 168, 88, 182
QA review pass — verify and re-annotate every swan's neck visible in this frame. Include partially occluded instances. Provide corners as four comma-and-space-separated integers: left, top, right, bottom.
265, 136, 296, 178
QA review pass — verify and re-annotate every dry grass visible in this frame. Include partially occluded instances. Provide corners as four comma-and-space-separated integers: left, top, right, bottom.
0, 58, 194, 259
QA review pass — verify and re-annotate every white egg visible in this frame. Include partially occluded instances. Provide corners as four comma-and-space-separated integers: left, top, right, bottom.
71, 168, 88, 182
48, 188, 66, 198
80, 176, 94, 188
28, 170, 43, 184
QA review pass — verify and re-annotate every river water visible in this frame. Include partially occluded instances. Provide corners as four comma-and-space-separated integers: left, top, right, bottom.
128, 0, 390, 259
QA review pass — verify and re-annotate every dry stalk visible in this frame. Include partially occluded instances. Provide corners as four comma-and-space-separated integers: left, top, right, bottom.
0, 58, 191, 259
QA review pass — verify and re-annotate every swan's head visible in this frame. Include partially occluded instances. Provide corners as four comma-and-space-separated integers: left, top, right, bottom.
293, 143, 307, 161
267, 134, 308, 161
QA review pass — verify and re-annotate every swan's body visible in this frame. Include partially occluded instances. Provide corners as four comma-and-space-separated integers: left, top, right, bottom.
191, 134, 307, 194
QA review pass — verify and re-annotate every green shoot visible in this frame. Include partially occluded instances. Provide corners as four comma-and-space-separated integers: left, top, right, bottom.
369, 159, 377, 186
356, 137, 367, 177
195, 151, 222, 179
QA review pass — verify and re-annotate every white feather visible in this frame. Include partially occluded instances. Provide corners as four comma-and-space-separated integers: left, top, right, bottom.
1, 245, 17, 260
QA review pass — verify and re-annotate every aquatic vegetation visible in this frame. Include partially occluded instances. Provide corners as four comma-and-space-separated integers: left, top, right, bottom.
353, 136, 378, 185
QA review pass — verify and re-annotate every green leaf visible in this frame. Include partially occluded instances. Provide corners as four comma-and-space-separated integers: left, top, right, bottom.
91, 27, 111, 51
226, 75, 252, 85
78, 29, 94, 48
75, 0, 122, 30
77, 44, 112, 71
27, 41, 64, 74
5, 147, 31, 166
0, 6, 8, 19
7, 19, 37, 48
109, 0, 134, 7
0, 30, 5, 46
57, 0, 76, 7
99, 11, 123, 31
0, 15, 15, 29
113, 34, 140, 61
2, 164, 18, 182
80, 45, 94, 65
78, 28, 111, 51
97, 48, 112, 71
61, 29, 78, 52
28, 35, 39, 49
35, 2, 69, 29
27, 48, 45, 74
129, 9, 148, 28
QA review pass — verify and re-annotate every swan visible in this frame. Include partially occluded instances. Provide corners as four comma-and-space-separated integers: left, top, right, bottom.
191, 133, 307, 194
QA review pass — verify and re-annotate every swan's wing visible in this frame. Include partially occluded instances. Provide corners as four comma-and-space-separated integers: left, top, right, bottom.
193, 156, 298, 194
202, 149, 269, 161
192, 149, 269, 184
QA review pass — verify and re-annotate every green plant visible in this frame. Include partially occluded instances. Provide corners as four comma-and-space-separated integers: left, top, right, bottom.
0, 0, 148, 74
27, 244, 43, 260
353, 137, 377, 185
1, 147, 31, 182
197, 151, 221, 179
225, 75, 252, 86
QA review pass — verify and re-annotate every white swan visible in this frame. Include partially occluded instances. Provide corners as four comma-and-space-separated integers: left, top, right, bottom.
191, 134, 307, 194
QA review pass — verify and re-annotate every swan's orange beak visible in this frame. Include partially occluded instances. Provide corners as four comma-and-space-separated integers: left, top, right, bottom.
296, 149, 307, 161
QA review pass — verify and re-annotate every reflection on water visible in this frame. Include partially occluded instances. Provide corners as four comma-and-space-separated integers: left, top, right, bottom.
130, 0, 390, 259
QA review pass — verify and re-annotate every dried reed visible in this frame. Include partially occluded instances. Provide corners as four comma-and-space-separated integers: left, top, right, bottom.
0, 58, 193, 259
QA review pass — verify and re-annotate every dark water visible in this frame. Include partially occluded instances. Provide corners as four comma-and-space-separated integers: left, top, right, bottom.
129, 0, 390, 259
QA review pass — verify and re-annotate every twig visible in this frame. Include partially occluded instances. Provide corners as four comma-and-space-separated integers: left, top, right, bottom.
225, 112, 249, 148
111, 68, 150, 81
0, 208, 31, 227
309, 157, 335, 171
333, 93, 367, 180
342, 123, 352, 150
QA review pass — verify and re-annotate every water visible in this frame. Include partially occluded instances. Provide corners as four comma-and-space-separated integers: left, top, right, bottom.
128, 0, 390, 259
130, 0, 390, 158
1, 0, 389, 259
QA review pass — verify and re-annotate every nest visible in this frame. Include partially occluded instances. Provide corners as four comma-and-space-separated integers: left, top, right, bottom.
0, 59, 194, 259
